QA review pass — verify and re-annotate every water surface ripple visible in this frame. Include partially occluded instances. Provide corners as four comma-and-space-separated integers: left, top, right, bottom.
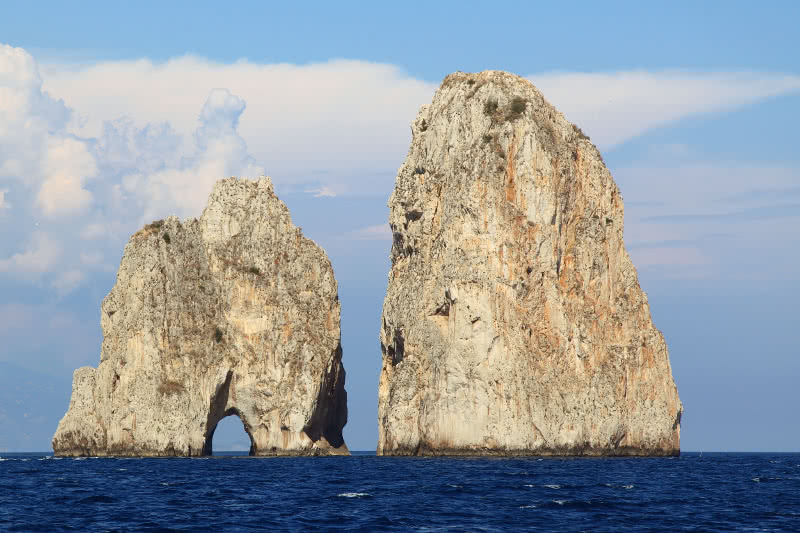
1, 452, 798, 531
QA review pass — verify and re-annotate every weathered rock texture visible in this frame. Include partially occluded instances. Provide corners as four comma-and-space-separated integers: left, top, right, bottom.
378, 71, 682, 456
53, 177, 348, 456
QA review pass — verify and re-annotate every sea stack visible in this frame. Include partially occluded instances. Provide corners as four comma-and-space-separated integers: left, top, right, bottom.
53, 177, 348, 456
378, 71, 682, 456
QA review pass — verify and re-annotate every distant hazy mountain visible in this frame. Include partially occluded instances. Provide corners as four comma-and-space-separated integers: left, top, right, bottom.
0, 362, 72, 452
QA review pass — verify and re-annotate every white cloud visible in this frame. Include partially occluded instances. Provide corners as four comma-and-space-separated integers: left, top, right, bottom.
531, 71, 800, 149
0, 45, 96, 217
619, 164, 800, 279
0, 232, 61, 274
3, 43, 799, 287
38, 59, 800, 198
347, 224, 392, 241
40, 56, 437, 194
37, 136, 97, 217
95, 117, 181, 176
617, 164, 799, 217
119, 88, 264, 220
305, 186, 338, 198
1, 43, 98, 222
0, 44, 71, 183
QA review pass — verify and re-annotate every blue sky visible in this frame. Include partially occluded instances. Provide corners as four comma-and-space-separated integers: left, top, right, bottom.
0, 1, 798, 452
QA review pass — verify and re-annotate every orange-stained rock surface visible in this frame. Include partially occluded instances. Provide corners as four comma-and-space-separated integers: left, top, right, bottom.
378, 71, 681, 456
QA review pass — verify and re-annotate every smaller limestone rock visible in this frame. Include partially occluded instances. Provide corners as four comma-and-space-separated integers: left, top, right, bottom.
53, 177, 348, 456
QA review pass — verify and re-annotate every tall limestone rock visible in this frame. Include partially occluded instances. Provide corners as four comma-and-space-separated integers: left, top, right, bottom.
378, 71, 682, 456
53, 177, 348, 456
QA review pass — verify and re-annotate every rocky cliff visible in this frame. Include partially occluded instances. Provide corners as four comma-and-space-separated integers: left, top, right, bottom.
53, 177, 348, 456
378, 71, 682, 456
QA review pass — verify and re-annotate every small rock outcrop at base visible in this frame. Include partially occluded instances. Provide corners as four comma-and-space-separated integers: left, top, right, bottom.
378, 71, 682, 456
53, 177, 348, 457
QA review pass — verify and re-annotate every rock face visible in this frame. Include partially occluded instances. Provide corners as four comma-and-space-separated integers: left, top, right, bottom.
378, 71, 682, 456
53, 177, 348, 456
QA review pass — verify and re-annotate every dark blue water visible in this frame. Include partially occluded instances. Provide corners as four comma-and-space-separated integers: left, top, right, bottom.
1, 452, 798, 531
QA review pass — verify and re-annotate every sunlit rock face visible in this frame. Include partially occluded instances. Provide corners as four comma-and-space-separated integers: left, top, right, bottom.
378, 71, 682, 456
53, 177, 348, 457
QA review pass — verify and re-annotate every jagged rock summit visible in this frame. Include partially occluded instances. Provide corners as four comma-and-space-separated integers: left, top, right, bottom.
378, 71, 682, 456
53, 177, 348, 456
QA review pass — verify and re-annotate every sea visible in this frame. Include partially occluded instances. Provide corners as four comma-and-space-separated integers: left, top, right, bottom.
1, 452, 798, 531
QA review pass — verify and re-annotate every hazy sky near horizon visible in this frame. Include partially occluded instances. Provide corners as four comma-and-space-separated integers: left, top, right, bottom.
1, 1, 798, 452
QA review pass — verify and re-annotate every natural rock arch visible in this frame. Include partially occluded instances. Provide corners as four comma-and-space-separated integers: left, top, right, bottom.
201, 371, 256, 456
204, 412, 256, 456
53, 178, 348, 457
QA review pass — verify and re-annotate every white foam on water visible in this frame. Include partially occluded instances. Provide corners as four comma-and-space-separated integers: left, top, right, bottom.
752, 477, 761, 483
337, 492, 371, 498
38, 456, 53, 461
519, 504, 537, 509
74, 457, 87, 461
0, 458, 7, 461
447, 484, 463, 488
553, 500, 569, 505
117, 468, 127, 472
623, 485, 634, 490
544, 484, 561, 489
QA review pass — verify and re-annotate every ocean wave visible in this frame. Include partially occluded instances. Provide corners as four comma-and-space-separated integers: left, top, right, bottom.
0, 453, 793, 530
604, 483, 634, 489
544, 484, 561, 489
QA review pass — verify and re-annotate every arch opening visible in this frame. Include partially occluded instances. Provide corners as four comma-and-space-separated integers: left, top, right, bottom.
205, 410, 256, 456
202, 371, 256, 456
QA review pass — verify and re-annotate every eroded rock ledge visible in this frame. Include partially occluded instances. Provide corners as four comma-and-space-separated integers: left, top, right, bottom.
53, 177, 348, 457
378, 71, 682, 456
